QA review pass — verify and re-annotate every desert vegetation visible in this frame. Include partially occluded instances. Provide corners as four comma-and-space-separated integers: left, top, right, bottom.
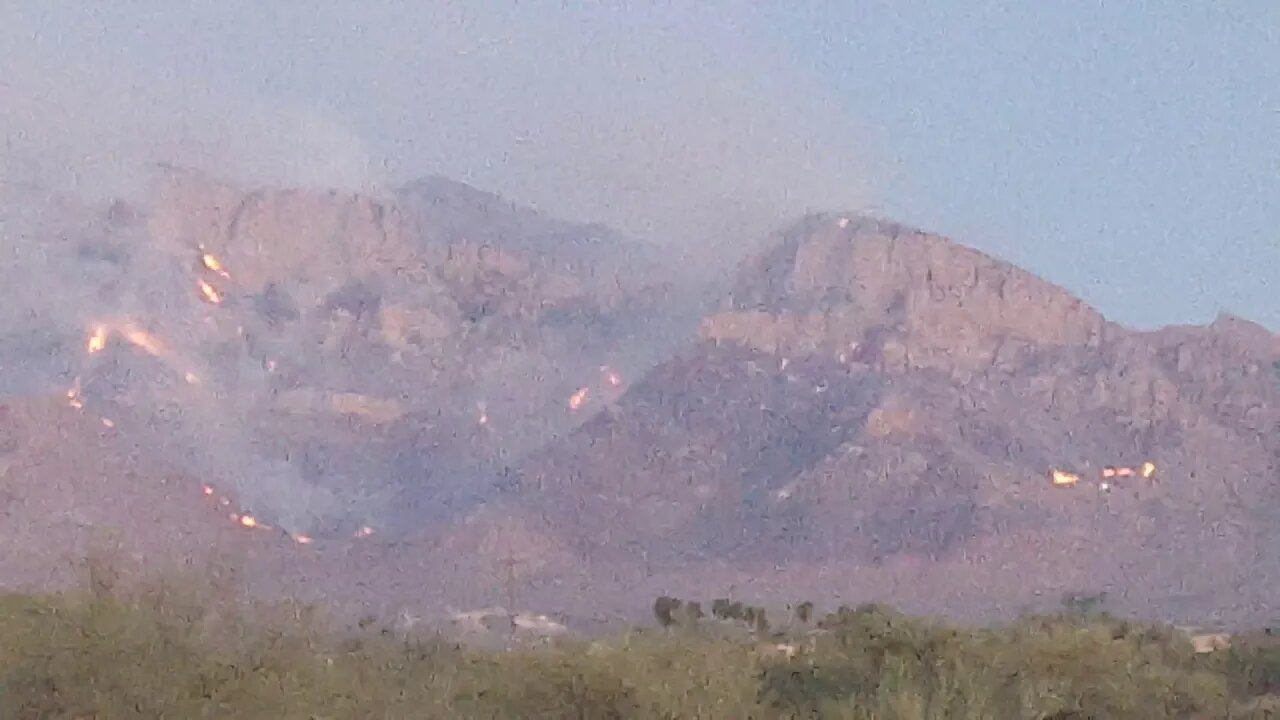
3, 561, 1280, 718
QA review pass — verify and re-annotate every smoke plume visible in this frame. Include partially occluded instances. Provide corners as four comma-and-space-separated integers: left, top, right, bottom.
0, 2, 879, 539
1, 3, 876, 250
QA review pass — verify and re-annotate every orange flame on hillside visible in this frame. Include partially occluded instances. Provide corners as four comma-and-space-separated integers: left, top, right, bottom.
87, 325, 108, 354
197, 279, 223, 304
65, 377, 83, 409
568, 387, 589, 410
603, 367, 623, 387
1050, 469, 1079, 487
120, 325, 164, 357
200, 250, 231, 279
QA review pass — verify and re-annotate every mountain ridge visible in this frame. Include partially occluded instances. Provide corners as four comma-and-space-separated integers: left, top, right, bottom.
3, 175, 1279, 628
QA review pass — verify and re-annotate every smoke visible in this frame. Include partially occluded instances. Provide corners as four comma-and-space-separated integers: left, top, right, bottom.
2, 2, 876, 253
0, 2, 879, 539
363, 2, 879, 258
0, 19, 386, 201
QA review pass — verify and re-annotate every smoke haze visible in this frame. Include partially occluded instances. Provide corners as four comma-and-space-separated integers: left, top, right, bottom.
0, 2, 880, 540
1, 2, 876, 249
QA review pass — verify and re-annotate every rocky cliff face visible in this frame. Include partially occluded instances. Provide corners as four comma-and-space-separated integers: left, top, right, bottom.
494, 213, 1280, 626
14, 166, 690, 542
710, 214, 1108, 377
6, 178, 1280, 628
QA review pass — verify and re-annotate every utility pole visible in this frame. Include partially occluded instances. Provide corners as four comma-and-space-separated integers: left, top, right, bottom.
503, 552, 519, 642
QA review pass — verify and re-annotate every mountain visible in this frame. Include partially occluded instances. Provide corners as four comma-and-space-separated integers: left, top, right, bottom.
69, 166, 710, 536
482, 213, 1280, 626
0, 167, 716, 625
4, 176, 1279, 630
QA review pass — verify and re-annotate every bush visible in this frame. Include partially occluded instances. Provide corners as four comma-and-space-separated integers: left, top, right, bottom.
0, 568, 1274, 718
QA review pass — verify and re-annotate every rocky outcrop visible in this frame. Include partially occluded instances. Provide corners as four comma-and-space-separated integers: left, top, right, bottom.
48, 167, 693, 542
11, 172, 1280, 627
496, 212, 1280, 626
721, 214, 1108, 378
147, 166, 422, 306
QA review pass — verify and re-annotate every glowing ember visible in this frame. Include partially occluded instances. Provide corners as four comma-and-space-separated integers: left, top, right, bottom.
568, 387, 589, 410
1049, 469, 1079, 487
201, 485, 215, 496
603, 367, 623, 387
238, 514, 259, 529
1141, 461, 1157, 479
120, 325, 165, 357
294, 534, 313, 545
87, 325, 108, 353
65, 379, 83, 409
197, 279, 223, 304
355, 526, 374, 538
101, 418, 114, 428
200, 250, 231, 279
1102, 467, 1116, 479
184, 372, 201, 385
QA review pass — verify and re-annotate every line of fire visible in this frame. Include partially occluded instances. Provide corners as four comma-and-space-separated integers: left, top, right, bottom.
1049, 461, 1157, 491
61, 245, 628, 547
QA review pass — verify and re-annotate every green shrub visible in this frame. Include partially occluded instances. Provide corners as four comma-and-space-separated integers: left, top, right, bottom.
0, 567, 1270, 718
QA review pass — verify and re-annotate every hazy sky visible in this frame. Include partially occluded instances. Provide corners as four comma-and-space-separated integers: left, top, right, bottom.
3, 1, 1277, 329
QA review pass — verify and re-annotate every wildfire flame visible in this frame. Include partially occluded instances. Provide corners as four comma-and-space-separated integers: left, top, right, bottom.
603, 367, 623, 387
1103, 463, 1154, 481
355, 526, 374, 538
1052, 461, 1157, 490
294, 535, 313, 545
197, 279, 223, 304
91, 321, 203, 385
568, 387, 589, 410
65, 378, 83, 409
120, 324, 165, 357
1050, 469, 1079, 487
87, 325, 108, 354
200, 250, 231, 279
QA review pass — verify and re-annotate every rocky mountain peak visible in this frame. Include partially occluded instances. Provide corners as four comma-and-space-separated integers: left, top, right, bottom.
705, 213, 1108, 378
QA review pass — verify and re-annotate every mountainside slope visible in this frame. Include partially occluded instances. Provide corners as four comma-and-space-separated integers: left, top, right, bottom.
3, 167, 702, 544
6, 177, 1280, 628
488, 213, 1280, 625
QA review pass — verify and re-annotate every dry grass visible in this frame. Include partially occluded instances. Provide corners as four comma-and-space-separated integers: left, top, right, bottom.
0, 557, 1278, 718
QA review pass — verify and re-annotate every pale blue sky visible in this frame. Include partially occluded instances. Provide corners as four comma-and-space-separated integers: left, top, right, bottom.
767, 1, 1280, 329
4, 2, 1277, 329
